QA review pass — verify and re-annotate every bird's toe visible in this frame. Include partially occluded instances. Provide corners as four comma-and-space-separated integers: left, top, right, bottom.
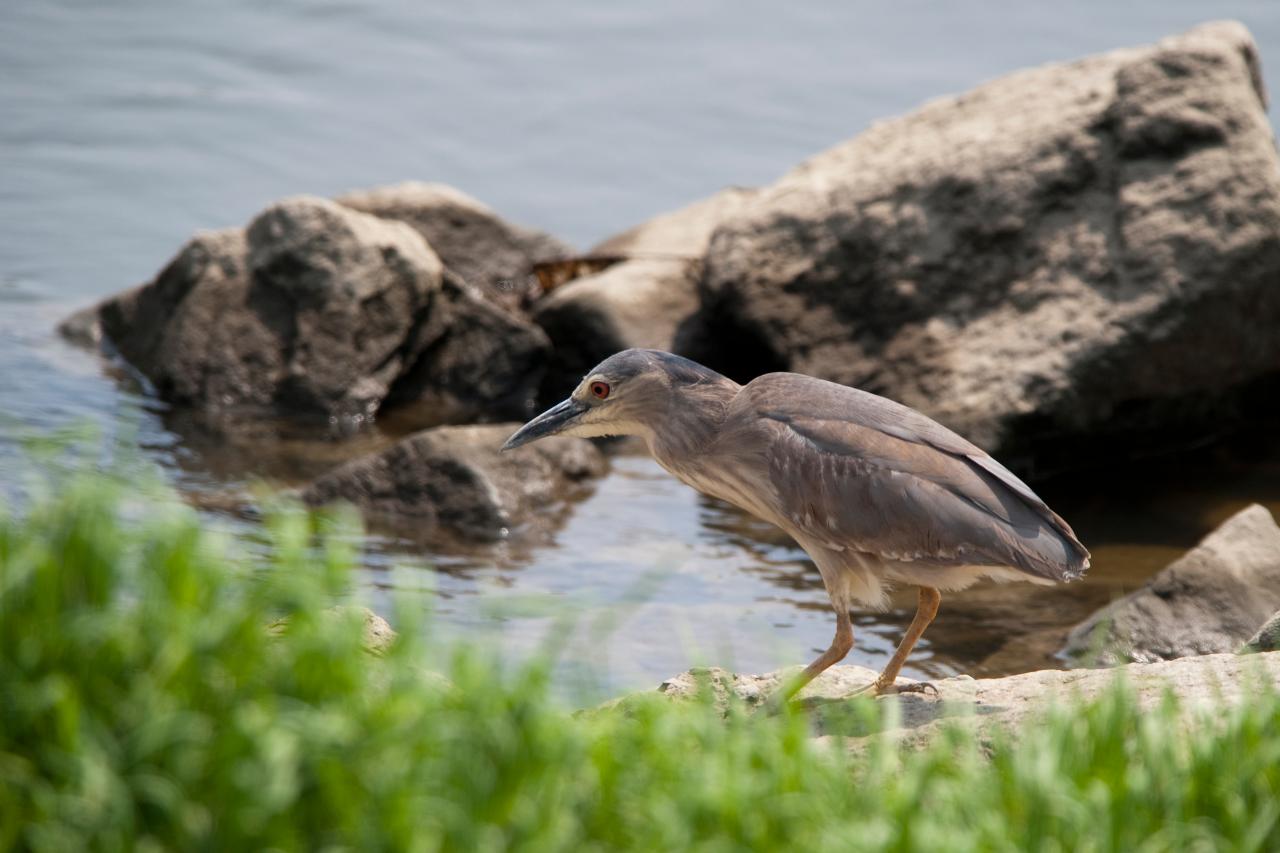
874, 679, 939, 697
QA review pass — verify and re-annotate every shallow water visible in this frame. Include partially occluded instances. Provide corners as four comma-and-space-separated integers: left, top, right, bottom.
4, 1, 1280, 695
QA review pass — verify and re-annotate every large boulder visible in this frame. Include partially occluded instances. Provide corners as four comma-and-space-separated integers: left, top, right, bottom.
81, 195, 550, 430
382, 272, 551, 426
337, 182, 572, 313
300, 423, 606, 544
1063, 504, 1280, 665
532, 188, 756, 399
101, 199, 441, 424
698, 22, 1280, 473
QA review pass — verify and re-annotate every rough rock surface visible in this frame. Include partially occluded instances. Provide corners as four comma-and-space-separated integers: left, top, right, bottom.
1244, 609, 1280, 653
82, 195, 550, 429
1063, 504, 1280, 665
698, 22, 1280, 472
301, 423, 606, 543
647, 652, 1280, 747
338, 182, 571, 313
383, 272, 551, 426
100, 199, 441, 423
532, 188, 755, 399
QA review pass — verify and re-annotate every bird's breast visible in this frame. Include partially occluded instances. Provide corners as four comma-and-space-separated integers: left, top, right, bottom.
654, 453, 781, 528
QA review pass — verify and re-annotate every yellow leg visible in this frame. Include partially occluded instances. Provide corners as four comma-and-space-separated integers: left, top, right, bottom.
871, 586, 941, 695
778, 608, 853, 702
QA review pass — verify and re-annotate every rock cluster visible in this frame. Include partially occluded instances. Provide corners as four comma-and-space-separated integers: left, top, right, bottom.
81, 194, 552, 430
532, 187, 756, 399
64, 21, 1280, 553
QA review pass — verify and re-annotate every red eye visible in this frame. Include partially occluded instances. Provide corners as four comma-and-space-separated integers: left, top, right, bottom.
589, 381, 610, 399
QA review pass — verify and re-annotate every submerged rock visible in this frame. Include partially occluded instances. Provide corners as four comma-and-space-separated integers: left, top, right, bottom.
337, 182, 571, 313
532, 187, 756, 399
300, 423, 605, 543
696, 22, 1280, 472
1063, 504, 1280, 665
75, 194, 551, 431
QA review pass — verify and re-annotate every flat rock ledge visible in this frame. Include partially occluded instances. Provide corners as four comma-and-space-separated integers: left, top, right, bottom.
643, 652, 1280, 749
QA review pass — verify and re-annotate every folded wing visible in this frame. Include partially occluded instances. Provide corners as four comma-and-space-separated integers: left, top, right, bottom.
734, 374, 1090, 582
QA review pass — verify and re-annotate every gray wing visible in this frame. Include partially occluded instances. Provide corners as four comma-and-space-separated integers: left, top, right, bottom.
729, 373, 1089, 581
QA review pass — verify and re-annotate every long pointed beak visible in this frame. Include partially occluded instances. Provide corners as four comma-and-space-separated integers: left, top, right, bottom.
501, 397, 587, 451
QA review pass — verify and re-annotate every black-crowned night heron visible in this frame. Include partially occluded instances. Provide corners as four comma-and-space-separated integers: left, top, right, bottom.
503, 349, 1089, 698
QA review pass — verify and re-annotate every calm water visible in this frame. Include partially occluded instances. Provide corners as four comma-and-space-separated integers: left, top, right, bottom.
4, 1, 1280, 695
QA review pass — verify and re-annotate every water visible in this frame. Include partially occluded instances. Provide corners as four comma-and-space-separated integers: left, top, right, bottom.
4, 1, 1280, 695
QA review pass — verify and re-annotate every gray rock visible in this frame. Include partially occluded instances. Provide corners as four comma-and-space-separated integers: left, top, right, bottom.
698, 22, 1280, 472
79, 195, 551, 431
532, 188, 755, 399
638, 652, 1280, 749
98, 198, 442, 424
337, 182, 571, 313
382, 272, 551, 426
593, 186, 757, 259
57, 304, 104, 348
300, 423, 606, 543
1063, 504, 1280, 665
1242, 609, 1280, 653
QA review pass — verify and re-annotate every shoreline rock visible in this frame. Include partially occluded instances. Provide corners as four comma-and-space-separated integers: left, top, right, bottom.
638, 652, 1280, 748
1063, 504, 1280, 665
67, 193, 552, 433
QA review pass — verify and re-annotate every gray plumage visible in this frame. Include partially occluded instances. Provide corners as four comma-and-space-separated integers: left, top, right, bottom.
503, 348, 1090, 696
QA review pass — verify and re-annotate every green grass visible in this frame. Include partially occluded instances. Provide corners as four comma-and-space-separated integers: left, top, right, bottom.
1, 463, 1279, 851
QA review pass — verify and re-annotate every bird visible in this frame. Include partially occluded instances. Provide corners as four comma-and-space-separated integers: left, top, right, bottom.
502, 349, 1089, 700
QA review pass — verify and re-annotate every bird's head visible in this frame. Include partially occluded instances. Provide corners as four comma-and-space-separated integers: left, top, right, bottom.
502, 349, 723, 451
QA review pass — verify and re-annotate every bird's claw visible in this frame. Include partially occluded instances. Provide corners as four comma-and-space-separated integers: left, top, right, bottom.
853, 679, 939, 698
876, 680, 939, 697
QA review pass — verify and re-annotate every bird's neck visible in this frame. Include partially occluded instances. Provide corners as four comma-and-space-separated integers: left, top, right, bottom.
646, 374, 740, 464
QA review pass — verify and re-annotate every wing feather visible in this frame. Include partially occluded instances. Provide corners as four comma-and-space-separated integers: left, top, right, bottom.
732, 373, 1089, 581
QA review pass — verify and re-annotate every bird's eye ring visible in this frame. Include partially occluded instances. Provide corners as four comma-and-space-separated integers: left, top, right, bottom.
589, 381, 610, 400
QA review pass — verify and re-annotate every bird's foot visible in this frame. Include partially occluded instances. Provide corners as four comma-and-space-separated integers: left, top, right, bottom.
878, 680, 939, 697
853, 679, 939, 698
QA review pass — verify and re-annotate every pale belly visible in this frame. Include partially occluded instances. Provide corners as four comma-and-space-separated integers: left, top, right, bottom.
651, 453, 783, 531
650, 446, 1050, 609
